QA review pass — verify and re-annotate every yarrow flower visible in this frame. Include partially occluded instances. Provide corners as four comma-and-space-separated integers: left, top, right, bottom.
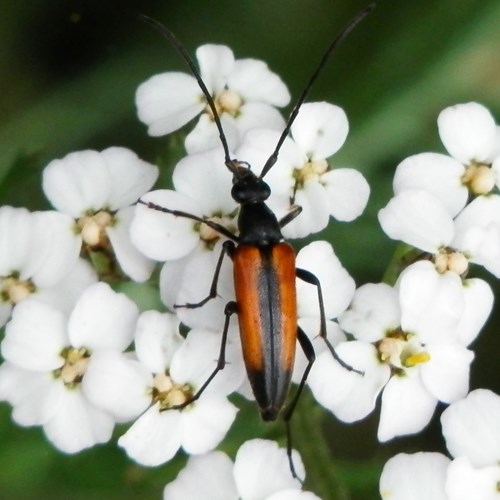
236, 102, 370, 238
163, 439, 320, 500
379, 389, 500, 500
42, 147, 158, 281
0, 282, 139, 453
82, 310, 244, 466
310, 266, 493, 441
136, 43, 291, 153
0, 205, 95, 327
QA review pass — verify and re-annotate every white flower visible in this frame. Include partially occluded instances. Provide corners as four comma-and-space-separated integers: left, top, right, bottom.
236, 102, 370, 238
0, 282, 139, 453
393, 103, 499, 211
313, 261, 491, 441
379, 189, 500, 277
0, 206, 94, 327
42, 147, 158, 281
136, 44, 290, 153
84, 310, 243, 466
131, 148, 237, 263
379, 452, 450, 500
163, 439, 319, 500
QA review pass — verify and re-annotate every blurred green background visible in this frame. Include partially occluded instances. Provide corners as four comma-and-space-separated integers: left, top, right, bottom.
1, 1, 499, 499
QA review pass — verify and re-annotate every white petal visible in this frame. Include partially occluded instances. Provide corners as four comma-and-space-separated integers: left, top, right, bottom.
42, 150, 112, 216
136, 72, 204, 136
398, 261, 464, 343
308, 341, 390, 422
455, 278, 494, 346
228, 58, 290, 107
179, 397, 238, 454
446, 457, 500, 500
380, 452, 450, 500
233, 439, 303, 498
393, 153, 467, 217
293, 318, 346, 384
236, 103, 286, 136
185, 113, 240, 154
118, 404, 181, 466
131, 190, 202, 261
0, 303, 12, 329
197, 44, 235, 94
174, 248, 234, 332
106, 206, 156, 282
135, 311, 183, 373
268, 491, 321, 500
322, 168, 370, 222
159, 255, 193, 311
452, 195, 500, 277
34, 258, 97, 315
291, 102, 348, 159
2, 300, 66, 371
296, 241, 355, 320
100, 147, 159, 209
68, 282, 138, 352
171, 328, 243, 396
163, 451, 238, 500
0, 206, 33, 275
378, 190, 454, 252
172, 148, 236, 216
26, 211, 81, 287
0, 362, 57, 425
283, 181, 330, 238
378, 374, 437, 441
441, 389, 500, 467
82, 351, 152, 422
421, 343, 474, 403
339, 283, 400, 342
438, 102, 497, 163
43, 387, 114, 453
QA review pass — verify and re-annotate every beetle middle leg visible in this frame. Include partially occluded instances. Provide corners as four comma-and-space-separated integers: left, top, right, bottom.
296, 268, 364, 375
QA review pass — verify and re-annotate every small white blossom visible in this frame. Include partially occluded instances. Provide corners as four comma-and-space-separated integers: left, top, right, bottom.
136, 44, 290, 153
163, 439, 319, 500
236, 102, 370, 238
0, 206, 94, 327
84, 310, 243, 466
42, 147, 158, 281
0, 282, 139, 453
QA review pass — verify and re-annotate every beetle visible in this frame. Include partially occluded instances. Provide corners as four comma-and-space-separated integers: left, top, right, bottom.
138, 4, 373, 476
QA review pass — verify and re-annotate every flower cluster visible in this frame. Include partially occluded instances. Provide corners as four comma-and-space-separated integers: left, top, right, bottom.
0, 30, 498, 500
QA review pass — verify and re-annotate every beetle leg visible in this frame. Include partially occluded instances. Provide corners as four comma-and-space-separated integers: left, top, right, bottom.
175, 240, 235, 309
283, 326, 315, 483
296, 268, 364, 375
171, 301, 238, 410
137, 198, 239, 242
278, 204, 302, 228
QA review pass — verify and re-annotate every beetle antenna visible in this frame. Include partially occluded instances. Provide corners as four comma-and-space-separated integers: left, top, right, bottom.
259, 3, 376, 179
138, 15, 238, 174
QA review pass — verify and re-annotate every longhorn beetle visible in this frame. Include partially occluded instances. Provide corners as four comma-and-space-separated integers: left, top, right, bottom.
139, 4, 374, 478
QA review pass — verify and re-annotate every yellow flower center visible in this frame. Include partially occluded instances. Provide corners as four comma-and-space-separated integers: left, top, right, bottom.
434, 249, 469, 275
151, 373, 193, 411
77, 210, 114, 247
0, 273, 35, 304
293, 159, 329, 188
378, 330, 430, 372
197, 215, 235, 250
206, 89, 243, 119
462, 162, 496, 195
54, 347, 91, 388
